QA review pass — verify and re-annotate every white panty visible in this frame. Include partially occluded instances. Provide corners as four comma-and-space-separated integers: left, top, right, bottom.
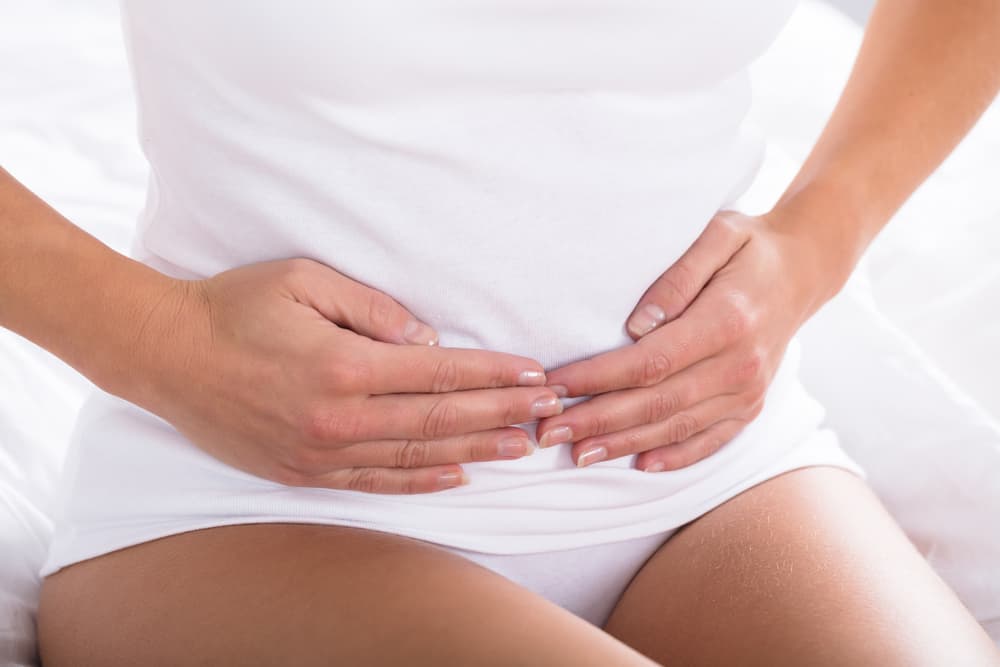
441, 529, 678, 628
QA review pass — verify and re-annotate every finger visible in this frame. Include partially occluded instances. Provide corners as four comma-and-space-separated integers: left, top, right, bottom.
289, 258, 440, 346
636, 419, 748, 472
308, 386, 563, 443
332, 427, 535, 468
296, 464, 473, 495
570, 393, 746, 467
536, 353, 731, 447
356, 339, 547, 393
626, 211, 751, 339
544, 286, 734, 397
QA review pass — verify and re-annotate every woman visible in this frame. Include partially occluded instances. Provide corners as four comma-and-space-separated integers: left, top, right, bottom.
2, 0, 997, 664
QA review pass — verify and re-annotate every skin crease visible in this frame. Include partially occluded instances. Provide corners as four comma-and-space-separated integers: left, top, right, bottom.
6, 0, 1000, 663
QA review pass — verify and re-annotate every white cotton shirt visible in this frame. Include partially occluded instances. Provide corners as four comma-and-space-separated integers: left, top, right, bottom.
42, 0, 862, 573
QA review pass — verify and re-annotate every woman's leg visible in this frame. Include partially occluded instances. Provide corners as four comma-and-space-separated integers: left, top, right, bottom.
38, 523, 657, 667
603, 466, 1000, 666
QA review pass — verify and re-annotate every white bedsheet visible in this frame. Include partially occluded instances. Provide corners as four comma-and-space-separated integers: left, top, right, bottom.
1, 1, 998, 664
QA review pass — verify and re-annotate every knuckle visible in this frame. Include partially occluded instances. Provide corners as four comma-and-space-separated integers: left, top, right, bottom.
421, 397, 460, 439
394, 439, 433, 468
646, 389, 681, 423
730, 348, 765, 386
302, 410, 331, 442
366, 292, 399, 330
283, 257, 317, 284
397, 474, 425, 495
303, 407, 361, 443
485, 361, 509, 389
639, 351, 673, 386
663, 261, 699, 301
430, 358, 461, 393
503, 396, 525, 426
329, 359, 373, 391
346, 468, 387, 494
589, 411, 614, 437
622, 430, 647, 453
722, 292, 758, 341
665, 412, 700, 443
469, 437, 497, 462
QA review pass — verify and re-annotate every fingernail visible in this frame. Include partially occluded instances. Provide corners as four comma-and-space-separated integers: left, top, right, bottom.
644, 462, 666, 473
498, 436, 532, 458
627, 303, 667, 337
518, 370, 546, 386
548, 384, 569, 398
438, 470, 470, 489
531, 395, 563, 418
539, 425, 572, 448
403, 319, 439, 346
577, 446, 608, 467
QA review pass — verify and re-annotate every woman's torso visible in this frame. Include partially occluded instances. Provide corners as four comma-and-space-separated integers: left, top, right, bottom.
45, 0, 843, 560
122, 0, 797, 377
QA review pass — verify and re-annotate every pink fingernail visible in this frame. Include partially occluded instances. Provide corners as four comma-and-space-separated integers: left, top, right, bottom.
548, 384, 569, 398
403, 319, 439, 346
497, 436, 532, 458
627, 304, 667, 337
539, 425, 572, 448
518, 370, 546, 386
644, 462, 666, 473
531, 395, 563, 418
438, 470, 470, 489
577, 446, 608, 467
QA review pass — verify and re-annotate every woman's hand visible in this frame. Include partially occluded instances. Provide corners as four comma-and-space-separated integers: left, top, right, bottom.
534, 209, 845, 472
133, 258, 562, 494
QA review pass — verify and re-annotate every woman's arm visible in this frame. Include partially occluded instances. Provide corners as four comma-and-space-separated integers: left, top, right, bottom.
767, 0, 1000, 308
0, 167, 557, 491
536, 0, 1000, 471
0, 167, 178, 402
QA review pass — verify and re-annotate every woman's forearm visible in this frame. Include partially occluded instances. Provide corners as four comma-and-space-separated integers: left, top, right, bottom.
765, 0, 1000, 301
0, 166, 182, 401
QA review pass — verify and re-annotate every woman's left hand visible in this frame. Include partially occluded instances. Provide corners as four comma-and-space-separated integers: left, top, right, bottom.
535, 209, 844, 472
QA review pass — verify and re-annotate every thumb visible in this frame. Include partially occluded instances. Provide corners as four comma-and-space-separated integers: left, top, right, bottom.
292, 259, 439, 346
626, 211, 750, 340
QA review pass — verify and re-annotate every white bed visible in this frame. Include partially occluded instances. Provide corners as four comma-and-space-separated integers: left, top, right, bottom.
2, 1, 998, 664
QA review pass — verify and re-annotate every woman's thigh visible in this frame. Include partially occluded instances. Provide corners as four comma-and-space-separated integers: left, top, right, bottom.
603, 466, 1000, 666
38, 523, 657, 667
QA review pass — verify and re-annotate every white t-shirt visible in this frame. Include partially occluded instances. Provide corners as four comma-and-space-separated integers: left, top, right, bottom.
42, 0, 863, 569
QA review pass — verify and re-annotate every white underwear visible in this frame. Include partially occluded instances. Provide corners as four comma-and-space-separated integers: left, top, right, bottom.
438, 530, 678, 628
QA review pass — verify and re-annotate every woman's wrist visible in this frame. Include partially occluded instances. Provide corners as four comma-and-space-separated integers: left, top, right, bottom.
0, 167, 194, 407
758, 175, 880, 317
83, 261, 201, 409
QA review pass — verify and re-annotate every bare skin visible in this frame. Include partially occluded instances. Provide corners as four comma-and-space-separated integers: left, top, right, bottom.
604, 467, 1000, 666
38, 466, 999, 666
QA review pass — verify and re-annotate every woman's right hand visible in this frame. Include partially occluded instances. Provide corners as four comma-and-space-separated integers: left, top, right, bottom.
128, 258, 562, 494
